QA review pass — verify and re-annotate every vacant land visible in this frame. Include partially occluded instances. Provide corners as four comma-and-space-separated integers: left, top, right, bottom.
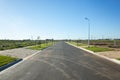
73, 39, 120, 48
29, 42, 54, 50
69, 41, 112, 52
0, 39, 55, 67
0, 48, 39, 58
69, 41, 87, 47
68, 40, 120, 60
0, 40, 55, 50
85, 46, 113, 52
0, 40, 38, 50
0, 40, 55, 58
0, 55, 17, 67
97, 51, 120, 59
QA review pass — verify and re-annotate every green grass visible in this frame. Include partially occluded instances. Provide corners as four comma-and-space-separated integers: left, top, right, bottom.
68, 41, 113, 52
69, 42, 77, 46
77, 43, 87, 46
117, 58, 120, 60
29, 42, 53, 50
0, 40, 55, 51
85, 46, 113, 52
0, 55, 17, 67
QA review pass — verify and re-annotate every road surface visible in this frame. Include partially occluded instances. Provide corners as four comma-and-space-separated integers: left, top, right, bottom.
0, 42, 120, 80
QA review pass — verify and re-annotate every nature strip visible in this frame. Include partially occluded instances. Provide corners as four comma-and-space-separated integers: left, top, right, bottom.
0, 59, 22, 71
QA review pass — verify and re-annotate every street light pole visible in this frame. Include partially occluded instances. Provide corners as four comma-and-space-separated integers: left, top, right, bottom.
85, 17, 90, 47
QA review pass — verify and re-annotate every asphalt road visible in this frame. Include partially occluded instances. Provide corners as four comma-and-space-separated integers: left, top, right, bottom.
0, 42, 120, 80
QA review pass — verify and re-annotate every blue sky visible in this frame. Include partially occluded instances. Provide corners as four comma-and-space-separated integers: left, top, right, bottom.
0, 0, 120, 40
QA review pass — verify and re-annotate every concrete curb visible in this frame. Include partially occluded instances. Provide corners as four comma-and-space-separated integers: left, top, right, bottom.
23, 50, 41, 60
66, 42, 120, 65
0, 59, 22, 72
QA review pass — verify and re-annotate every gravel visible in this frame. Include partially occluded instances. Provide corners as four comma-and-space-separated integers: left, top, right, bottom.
0, 48, 39, 59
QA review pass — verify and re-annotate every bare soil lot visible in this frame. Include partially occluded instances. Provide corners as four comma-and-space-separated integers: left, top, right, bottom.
96, 48, 120, 59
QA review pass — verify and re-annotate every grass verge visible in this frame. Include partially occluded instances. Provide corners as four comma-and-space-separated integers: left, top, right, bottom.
0, 55, 17, 67
68, 42, 113, 52
117, 58, 120, 60
29, 42, 53, 50
85, 46, 113, 52
68, 42, 87, 47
